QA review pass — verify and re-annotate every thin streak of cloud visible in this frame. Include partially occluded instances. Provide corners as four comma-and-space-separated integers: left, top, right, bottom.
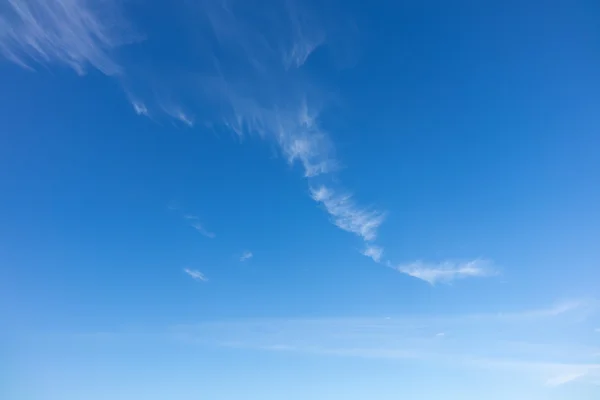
1, 1, 385, 260
470, 358, 600, 387
183, 268, 207, 282
395, 259, 496, 285
281, 0, 325, 69
211, 86, 337, 178
240, 251, 253, 262
284, 38, 323, 69
3, 1, 508, 288
0, 0, 135, 75
170, 302, 600, 386
437, 300, 593, 323
180, 213, 215, 238
176, 112, 194, 127
362, 244, 383, 263
131, 101, 149, 116
166, 108, 194, 127
523, 301, 588, 318
483, 300, 596, 323
190, 222, 215, 238
310, 185, 385, 242
545, 371, 587, 386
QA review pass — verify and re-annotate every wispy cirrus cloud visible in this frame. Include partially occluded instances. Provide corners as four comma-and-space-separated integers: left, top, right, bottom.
184, 215, 215, 239
168, 206, 216, 238
161, 104, 194, 127
0, 1, 495, 285
183, 268, 207, 282
131, 100, 149, 116
198, 71, 337, 179
190, 222, 215, 238
545, 371, 588, 386
0, 0, 385, 260
170, 300, 600, 387
32, 300, 600, 399
395, 259, 496, 285
239, 251, 253, 262
310, 186, 385, 242
473, 359, 600, 388
523, 300, 590, 318
0, 0, 135, 75
489, 300, 593, 322
362, 244, 383, 263
175, 111, 194, 127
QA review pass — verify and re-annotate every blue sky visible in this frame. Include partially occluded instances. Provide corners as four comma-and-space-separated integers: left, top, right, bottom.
1, 0, 600, 399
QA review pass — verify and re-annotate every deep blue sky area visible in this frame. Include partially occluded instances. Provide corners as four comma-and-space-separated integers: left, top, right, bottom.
2, 1, 600, 399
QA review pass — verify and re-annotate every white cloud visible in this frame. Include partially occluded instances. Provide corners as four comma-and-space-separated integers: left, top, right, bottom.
0, 0, 345, 182
171, 302, 600, 387
472, 359, 600, 388
362, 245, 383, 262
284, 135, 335, 178
489, 300, 594, 321
1, 1, 384, 263
183, 214, 215, 238
214, 88, 336, 178
0, 0, 135, 75
534, 301, 588, 317
310, 185, 385, 242
173, 109, 194, 127
280, 1, 325, 69
545, 371, 587, 387
284, 38, 324, 69
190, 222, 215, 238
132, 1, 336, 177
183, 268, 207, 282
395, 259, 496, 285
131, 101, 149, 116
240, 251, 253, 262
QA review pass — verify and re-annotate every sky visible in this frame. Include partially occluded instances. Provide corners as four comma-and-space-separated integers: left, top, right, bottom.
1, 0, 600, 399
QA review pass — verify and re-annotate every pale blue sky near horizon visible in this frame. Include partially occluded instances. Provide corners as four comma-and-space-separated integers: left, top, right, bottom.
1, 0, 600, 399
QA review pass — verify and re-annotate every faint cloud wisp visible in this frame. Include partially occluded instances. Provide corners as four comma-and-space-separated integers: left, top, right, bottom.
0, 0, 135, 75
131, 100, 149, 116
240, 251, 253, 262
171, 300, 600, 387
184, 214, 215, 239
0, 0, 496, 284
183, 268, 207, 282
362, 244, 383, 263
310, 185, 385, 242
395, 259, 496, 285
